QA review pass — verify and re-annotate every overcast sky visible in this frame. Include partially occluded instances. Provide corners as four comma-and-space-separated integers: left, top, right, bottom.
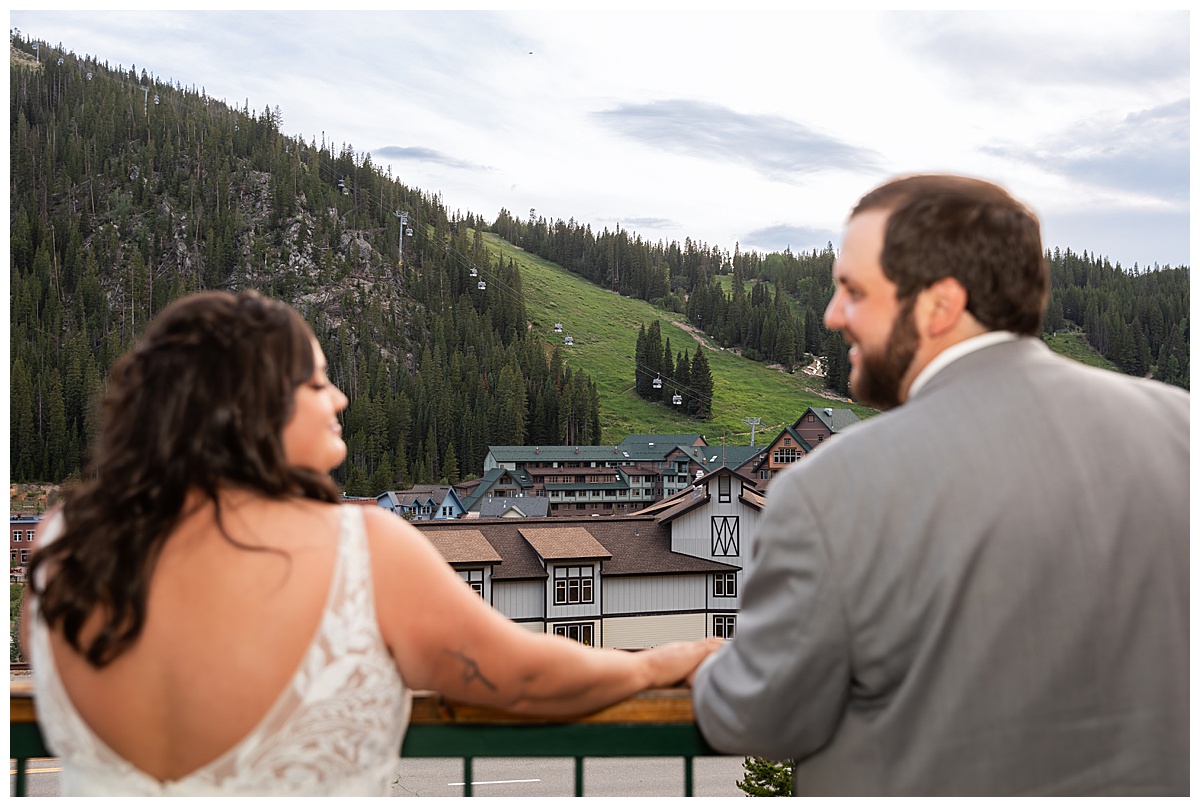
10, 7, 1191, 269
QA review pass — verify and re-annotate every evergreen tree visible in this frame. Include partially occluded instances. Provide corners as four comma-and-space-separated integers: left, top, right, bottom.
689, 345, 713, 419
659, 338, 674, 403
442, 440, 460, 484
735, 757, 793, 796
822, 332, 850, 398
343, 464, 370, 497
368, 453, 395, 496
634, 323, 651, 398
645, 321, 664, 401
10, 359, 37, 482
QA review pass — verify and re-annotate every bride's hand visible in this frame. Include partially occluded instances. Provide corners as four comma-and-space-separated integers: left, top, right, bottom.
639, 637, 725, 688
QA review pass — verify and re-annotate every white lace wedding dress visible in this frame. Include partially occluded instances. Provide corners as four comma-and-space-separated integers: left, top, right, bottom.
28, 505, 413, 796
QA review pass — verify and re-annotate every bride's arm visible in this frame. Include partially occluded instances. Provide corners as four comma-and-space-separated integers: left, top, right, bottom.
362, 507, 720, 716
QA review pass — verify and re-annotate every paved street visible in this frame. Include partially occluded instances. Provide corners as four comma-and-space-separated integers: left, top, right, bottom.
391, 755, 747, 797
14, 755, 748, 797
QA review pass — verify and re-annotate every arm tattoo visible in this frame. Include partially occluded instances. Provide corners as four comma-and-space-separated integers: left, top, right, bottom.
445, 648, 497, 691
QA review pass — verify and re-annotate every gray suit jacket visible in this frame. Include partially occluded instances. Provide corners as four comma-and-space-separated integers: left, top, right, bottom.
692, 338, 1189, 795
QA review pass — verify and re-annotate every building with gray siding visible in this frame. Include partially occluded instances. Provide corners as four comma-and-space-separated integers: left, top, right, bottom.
413, 466, 763, 646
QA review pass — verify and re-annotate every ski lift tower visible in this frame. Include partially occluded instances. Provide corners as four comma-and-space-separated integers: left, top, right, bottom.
742, 416, 762, 447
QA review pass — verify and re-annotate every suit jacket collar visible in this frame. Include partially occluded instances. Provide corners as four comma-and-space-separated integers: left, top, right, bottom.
907, 331, 1021, 399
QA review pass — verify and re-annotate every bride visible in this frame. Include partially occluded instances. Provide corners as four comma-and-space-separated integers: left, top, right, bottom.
23, 290, 720, 796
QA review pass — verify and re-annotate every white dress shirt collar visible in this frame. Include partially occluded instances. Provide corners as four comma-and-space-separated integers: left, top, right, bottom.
906, 331, 1020, 400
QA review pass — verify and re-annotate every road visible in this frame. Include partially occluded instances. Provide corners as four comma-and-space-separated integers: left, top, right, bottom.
13, 756, 748, 797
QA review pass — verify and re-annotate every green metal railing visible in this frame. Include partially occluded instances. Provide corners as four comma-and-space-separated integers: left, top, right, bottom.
10, 682, 719, 796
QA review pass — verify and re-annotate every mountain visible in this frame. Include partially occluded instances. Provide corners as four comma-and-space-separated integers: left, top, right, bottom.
9, 35, 1188, 493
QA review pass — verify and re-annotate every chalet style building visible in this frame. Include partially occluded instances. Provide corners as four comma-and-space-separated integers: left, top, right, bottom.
412, 466, 763, 646
468, 435, 765, 517
752, 406, 861, 485
10, 514, 41, 582
376, 486, 469, 521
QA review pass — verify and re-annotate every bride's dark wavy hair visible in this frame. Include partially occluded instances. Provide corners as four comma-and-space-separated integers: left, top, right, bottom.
28, 290, 342, 668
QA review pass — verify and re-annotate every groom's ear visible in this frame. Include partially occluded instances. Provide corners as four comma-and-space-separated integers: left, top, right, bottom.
917, 277, 972, 339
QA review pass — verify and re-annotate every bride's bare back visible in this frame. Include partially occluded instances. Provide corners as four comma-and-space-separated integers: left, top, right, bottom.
46, 494, 344, 781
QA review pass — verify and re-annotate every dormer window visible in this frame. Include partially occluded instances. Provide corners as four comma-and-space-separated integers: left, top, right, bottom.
553, 566, 594, 605
459, 569, 484, 597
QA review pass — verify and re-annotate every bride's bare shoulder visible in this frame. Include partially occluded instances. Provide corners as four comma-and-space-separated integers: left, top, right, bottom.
357, 504, 424, 541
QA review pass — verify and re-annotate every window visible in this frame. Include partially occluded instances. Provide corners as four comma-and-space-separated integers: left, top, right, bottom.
12, 531, 20, 542
773, 448, 799, 464
714, 572, 737, 597
25, 530, 34, 541
20, 549, 30, 565
554, 566, 594, 605
718, 475, 731, 503
554, 622, 594, 646
806, 414, 815, 422
10, 550, 16, 566
459, 569, 484, 597
714, 615, 736, 639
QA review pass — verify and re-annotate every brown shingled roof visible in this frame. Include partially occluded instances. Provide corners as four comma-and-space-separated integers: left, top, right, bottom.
585, 519, 739, 576
740, 488, 766, 509
414, 515, 738, 581
422, 529, 503, 563
519, 527, 612, 560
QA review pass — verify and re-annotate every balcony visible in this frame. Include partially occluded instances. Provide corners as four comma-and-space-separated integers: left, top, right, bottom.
10, 682, 722, 796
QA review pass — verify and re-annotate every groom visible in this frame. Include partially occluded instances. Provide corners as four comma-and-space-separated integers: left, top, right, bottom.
690, 174, 1189, 796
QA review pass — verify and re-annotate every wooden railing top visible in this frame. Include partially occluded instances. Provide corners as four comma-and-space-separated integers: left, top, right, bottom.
10, 679, 700, 727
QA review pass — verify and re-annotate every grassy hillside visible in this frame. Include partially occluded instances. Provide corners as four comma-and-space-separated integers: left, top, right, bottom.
481, 233, 877, 446
1042, 332, 1120, 372
480, 234, 1131, 447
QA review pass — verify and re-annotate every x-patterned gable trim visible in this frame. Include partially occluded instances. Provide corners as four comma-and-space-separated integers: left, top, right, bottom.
711, 515, 740, 556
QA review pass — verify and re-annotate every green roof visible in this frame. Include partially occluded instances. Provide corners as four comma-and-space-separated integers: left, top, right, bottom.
806, 406, 861, 433
488, 445, 631, 463
617, 434, 706, 450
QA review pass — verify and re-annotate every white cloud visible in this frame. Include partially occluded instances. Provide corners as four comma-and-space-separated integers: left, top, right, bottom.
10, 8, 1190, 267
